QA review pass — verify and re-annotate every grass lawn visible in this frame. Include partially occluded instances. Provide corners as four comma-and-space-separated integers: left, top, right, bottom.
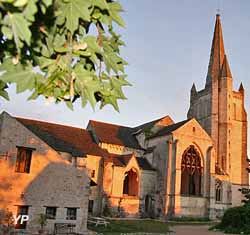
88, 219, 170, 235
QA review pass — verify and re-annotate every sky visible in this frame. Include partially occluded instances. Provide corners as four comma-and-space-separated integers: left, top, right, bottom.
1, 0, 250, 131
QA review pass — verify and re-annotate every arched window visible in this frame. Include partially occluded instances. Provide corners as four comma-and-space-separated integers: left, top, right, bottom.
215, 179, 222, 202
181, 145, 202, 196
123, 168, 138, 196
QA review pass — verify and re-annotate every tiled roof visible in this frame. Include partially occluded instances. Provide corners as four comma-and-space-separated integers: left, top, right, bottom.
16, 118, 109, 157
88, 120, 143, 150
149, 119, 190, 139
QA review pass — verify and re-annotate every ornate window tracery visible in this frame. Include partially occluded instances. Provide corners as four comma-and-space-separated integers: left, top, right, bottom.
181, 145, 202, 196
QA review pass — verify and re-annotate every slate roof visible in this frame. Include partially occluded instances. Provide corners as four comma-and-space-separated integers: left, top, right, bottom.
16, 117, 109, 157
134, 115, 172, 132
106, 154, 155, 171
88, 120, 143, 150
88, 116, 174, 150
149, 119, 190, 139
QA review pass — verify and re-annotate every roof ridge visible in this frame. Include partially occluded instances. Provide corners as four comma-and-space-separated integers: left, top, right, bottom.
89, 119, 132, 129
16, 117, 85, 131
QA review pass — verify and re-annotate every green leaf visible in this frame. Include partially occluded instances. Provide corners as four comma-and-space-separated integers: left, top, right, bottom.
59, 0, 91, 34
109, 2, 123, 12
0, 81, 9, 100
0, 0, 128, 112
74, 65, 100, 109
2, 26, 13, 40
23, 0, 38, 22
65, 100, 74, 110
13, 0, 28, 7
83, 36, 102, 54
0, 63, 39, 93
0, 89, 9, 100
42, 0, 52, 7
101, 95, 120, 112
91, 0, 109, 10
5, 13, 31, 48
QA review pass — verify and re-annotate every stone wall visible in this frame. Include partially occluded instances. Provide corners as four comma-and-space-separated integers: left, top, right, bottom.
101, 156, 156, 217
0, 112, 89, 234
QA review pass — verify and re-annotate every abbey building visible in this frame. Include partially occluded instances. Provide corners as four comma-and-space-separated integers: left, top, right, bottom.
0, 14, 249, 234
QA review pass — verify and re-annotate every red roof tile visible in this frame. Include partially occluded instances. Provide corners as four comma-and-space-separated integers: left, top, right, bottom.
16, 117, 109, 157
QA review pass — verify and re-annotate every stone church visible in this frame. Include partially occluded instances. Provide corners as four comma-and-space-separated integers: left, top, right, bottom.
87, 13, 249, 219
0, 13, 249, 233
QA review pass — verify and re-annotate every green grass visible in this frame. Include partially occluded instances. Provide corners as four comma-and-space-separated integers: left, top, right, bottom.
88, 219, 170, 235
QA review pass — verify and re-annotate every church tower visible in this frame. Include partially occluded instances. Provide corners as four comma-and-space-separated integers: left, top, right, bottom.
187, 14, 248, 192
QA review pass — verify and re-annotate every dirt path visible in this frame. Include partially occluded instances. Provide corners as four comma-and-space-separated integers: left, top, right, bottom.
170, 225, 227, 235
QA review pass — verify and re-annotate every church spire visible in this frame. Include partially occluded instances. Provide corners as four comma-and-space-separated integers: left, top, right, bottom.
206, 14, 226, 86
220, 55, 232, 78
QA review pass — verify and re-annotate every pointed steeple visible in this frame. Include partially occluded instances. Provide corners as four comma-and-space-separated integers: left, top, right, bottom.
191, 83, 197, 93
220, 55, 232, 78
206, 14, 226, 85
239, 82, 244, 93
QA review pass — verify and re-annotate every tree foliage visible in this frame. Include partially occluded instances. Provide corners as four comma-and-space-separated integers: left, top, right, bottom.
0, 0, 129, 111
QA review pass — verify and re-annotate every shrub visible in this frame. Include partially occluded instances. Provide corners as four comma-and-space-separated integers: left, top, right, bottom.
0, 208, 14, 235
215, 204, 250, 234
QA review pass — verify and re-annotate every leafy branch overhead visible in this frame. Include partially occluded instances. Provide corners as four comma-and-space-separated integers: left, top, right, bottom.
0, 0, 130, 111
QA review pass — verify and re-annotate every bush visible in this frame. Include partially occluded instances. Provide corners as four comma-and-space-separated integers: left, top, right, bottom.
170, 216, 210, 222
215, 204, 250, 234
0, 208, 14, 235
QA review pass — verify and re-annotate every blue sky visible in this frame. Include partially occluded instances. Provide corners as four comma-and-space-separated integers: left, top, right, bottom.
1, 0, 250, 131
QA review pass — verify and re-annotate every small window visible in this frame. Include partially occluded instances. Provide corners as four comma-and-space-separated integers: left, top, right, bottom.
15, 147, 33, 173
45, 207, 57, 219
88, 200, 94, 213
91, 170, 95, 178
215, 179, 222, 202
66, 208, 77, 220
15, 206, 29, 229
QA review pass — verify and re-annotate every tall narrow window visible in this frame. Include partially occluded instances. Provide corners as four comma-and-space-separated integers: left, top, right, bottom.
181, 145, 202, 196
88, 200, 94, 213
233, 103, 236, 120
15, 147, 33, 173
215, 179, 222, 202
15, 206, 29, 229
123, 168, 139, 196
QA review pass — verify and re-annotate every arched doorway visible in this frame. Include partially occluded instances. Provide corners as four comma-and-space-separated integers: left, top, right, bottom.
123, 168, 139, 196
181, 145, 202, 196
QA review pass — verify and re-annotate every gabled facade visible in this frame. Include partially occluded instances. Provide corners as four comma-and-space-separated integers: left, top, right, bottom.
0, 112, 90, 234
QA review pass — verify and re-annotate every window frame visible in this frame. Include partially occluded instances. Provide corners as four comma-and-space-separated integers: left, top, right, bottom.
88, 200, 94, 213
181, 145, 202, 196
15, 146, 34, 174
15, 205, 29, 229
66, 208, 77, 220
45, 207, 57, 220
215, 179, 223, 202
